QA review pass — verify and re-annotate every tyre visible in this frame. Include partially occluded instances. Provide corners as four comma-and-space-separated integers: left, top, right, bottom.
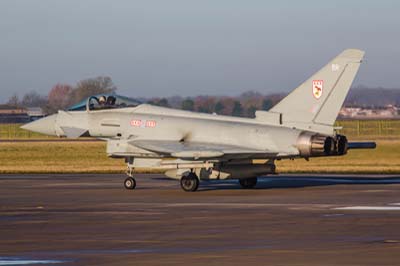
180, 173, 199, 192
124, 177, 136, 190
239, 177, 258, 189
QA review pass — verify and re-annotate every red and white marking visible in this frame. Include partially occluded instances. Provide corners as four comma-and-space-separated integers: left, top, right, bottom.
130, 119, 142, 127
146, 120, 157, 128
130, 119, 157, 128
312, 80, 323, 99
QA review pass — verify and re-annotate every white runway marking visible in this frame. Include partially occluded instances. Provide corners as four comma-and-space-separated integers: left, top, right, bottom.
0, 258, 63, 265
164, 203, 331, 209
334, 206, 400, 211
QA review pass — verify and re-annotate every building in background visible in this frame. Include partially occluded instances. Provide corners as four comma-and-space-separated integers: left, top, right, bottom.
339, 105, 399, 119
26, 107, 45, 121
0, 105, 45, 123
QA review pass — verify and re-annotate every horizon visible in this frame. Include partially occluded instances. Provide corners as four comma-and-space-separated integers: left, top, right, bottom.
3, 84, 400, 104
2, 86, 400, 108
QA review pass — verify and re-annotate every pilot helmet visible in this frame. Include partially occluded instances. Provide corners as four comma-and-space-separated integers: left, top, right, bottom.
98, 96, 107, 104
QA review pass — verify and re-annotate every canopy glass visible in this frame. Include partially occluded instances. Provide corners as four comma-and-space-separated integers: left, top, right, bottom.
68, 94, 141, 111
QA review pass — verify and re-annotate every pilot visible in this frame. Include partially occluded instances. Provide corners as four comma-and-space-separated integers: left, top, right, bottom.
98, 96, 107, 105
106, 96, 116, 106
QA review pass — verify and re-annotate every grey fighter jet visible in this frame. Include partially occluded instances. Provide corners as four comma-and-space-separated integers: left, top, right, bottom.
22, 49, 376, 192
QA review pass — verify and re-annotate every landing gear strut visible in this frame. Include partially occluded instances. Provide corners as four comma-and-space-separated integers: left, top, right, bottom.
124, 157, 136, 190
239, 177, 258, 189
180, 172, 200, 192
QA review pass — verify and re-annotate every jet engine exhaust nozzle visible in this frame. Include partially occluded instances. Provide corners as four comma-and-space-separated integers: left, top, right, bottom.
296, 132, 348, 158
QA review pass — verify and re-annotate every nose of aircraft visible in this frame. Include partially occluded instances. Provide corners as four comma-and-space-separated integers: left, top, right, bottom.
21, 114, 58, 136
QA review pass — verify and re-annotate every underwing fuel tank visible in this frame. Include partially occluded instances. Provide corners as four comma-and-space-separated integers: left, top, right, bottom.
165, 163, 276, 180
211, 163, 276, 180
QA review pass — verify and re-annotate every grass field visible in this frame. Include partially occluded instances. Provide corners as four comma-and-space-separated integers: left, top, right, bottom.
0, 121, 398, 174
0, 124, 51, 139
335, 120, 400, 139
276, 140, 400, 174
0, 141, 124, 174
0, 140, 398, 174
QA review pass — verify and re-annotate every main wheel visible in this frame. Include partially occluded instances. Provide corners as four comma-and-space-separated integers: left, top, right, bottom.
180, 173, 199, 192
239, 177, 258, 189
124, 177, 136, 190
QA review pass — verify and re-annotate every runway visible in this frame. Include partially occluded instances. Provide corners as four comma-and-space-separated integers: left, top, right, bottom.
1, 174, 400, 265
0, 139, 100, 143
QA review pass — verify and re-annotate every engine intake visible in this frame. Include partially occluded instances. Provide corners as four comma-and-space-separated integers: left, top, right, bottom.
296, 132, 348, 157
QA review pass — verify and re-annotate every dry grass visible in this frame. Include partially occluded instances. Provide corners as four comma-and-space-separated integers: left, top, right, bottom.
276, 140, 400, 174
2, 120, 400, 140
0, 141, 125, 174
335, 120, 400, 138
0, 140, 399, 174
0, 124, 51, 139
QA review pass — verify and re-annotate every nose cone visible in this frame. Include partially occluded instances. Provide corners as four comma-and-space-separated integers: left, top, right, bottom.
21, 114, 58, 136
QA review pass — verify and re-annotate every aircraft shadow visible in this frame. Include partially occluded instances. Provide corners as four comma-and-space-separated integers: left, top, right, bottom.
197, 175, 400, 191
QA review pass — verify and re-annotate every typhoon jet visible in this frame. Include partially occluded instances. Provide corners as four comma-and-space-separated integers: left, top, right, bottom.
22, 49, 376, 192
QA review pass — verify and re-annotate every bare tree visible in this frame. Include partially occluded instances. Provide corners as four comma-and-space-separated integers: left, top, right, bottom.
7, 93, 20, 107
70, 76, 117, 104
46, 84, 73, 113
194, 96, 216, 113
21, 91, 47, 108
217, 97, 235, 115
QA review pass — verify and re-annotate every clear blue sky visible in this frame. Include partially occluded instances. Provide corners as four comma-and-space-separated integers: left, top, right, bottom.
0, 0, 399, 102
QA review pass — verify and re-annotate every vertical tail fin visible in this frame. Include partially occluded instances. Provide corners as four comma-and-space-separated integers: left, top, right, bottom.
270, 49, 364, 134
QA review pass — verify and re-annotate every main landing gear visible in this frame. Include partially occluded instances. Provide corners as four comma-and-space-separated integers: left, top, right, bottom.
239, 177, 258, 189
180, 172, 200, 192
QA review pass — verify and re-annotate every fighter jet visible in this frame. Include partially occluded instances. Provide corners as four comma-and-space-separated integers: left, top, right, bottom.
22, 49, 376, 192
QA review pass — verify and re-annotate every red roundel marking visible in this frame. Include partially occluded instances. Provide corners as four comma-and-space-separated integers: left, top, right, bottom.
130, 119, 156, 128
146, 120, 156, 128
130, 119, 141, 127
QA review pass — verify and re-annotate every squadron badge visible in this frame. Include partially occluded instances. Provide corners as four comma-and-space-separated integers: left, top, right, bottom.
312, 80, 323, 99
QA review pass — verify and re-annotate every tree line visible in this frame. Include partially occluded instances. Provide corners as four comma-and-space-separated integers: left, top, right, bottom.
147, 92, 284, 117
6, 76, 117, 114
6, 75, 286, 117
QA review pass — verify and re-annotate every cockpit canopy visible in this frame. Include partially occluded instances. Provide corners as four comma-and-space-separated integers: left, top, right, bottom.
68, 94, 142, 111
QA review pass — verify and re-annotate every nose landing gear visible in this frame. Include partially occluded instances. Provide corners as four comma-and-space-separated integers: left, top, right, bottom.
124, 157, 136, 190
124, 177, 136, 190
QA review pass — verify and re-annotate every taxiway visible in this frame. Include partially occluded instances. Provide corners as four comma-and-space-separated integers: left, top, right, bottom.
1, 174, 400, 265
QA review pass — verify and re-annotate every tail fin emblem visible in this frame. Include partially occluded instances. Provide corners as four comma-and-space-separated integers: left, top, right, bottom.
312, 80, 324, 99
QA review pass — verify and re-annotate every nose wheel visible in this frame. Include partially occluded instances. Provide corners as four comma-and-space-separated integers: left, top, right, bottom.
124, 159, 136, 190
124, 177, 136, 190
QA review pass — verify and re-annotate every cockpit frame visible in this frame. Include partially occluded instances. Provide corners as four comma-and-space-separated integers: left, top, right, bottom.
68, 94, 141, 112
